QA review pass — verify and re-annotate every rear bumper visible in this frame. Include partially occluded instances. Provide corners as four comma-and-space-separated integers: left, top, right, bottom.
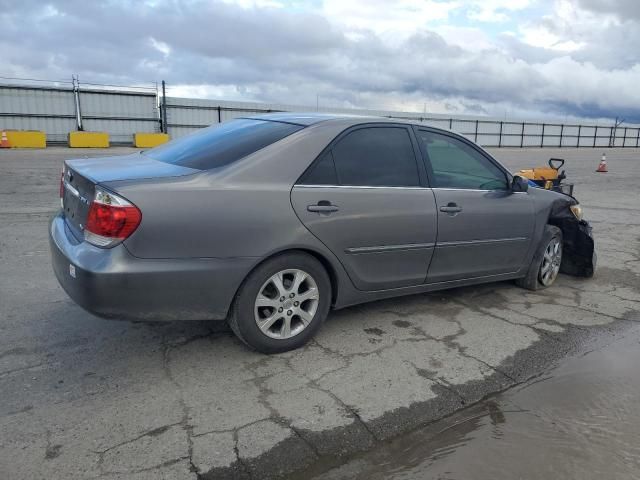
49, 213, 256, 321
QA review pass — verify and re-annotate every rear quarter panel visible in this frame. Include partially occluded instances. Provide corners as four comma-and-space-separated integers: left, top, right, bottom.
116, 177, 322, 259
106, 120, 354, 260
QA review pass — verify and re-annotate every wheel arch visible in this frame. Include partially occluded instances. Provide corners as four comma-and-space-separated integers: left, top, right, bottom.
547, 222, 595, 278
233, 247, 341, 311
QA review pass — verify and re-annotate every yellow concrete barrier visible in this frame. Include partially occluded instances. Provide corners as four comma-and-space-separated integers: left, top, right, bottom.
68, 131, 110, 148
2, 130, 47, 148
134, 132, 170, 148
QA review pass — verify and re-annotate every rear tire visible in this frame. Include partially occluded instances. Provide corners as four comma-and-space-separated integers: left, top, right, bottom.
228, 252, 331, 354
516, 225, 563, 291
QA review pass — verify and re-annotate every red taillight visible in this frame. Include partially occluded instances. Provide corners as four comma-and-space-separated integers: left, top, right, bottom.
84, 188, 141, 247
86, 203, 141, 238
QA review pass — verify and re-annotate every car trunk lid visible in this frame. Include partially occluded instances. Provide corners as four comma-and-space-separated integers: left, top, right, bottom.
61, 153, 199, 240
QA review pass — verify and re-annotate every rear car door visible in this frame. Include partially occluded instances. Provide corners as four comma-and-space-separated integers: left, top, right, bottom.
291, 125, 438, 291
414, 128, 534, 283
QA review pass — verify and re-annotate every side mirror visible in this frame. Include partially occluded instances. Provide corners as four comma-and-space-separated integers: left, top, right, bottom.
511, 175, 529, 193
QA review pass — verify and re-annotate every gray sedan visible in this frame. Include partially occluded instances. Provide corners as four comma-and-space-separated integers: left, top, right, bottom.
50, 114, 595, 353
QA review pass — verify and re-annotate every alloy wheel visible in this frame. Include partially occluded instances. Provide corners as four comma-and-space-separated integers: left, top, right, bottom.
539, 237, 562, 286
254, 269, 319, 339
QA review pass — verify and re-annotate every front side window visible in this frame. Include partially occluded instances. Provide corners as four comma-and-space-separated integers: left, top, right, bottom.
416, 130, 508, 190
144, 119, 303, 170
323, 127, 420, 187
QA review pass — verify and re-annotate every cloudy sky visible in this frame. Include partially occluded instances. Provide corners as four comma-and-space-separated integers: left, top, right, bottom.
1, 0, 639, 122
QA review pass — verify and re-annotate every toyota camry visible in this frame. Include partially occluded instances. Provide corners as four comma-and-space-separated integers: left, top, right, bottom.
50, 114, 595, 353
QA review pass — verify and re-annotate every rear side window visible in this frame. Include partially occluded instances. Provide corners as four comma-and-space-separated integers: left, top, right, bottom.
144, 119, 303, 170
308, 127, 419, 187
299, 150, 338, 185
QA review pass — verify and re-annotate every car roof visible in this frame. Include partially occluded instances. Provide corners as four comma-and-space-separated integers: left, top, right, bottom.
241, 112, 470, 141
242, 112, 407, 127
241, 112, 504, 166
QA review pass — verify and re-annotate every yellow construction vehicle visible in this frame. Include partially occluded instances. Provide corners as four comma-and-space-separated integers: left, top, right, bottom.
517, 158, 574, 196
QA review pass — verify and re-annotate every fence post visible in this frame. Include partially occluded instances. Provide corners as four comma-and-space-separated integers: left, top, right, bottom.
608, 126, 613, 148
636, 128, 640, 148
521, 122, 525, 148
593, 126, 597, 148
498, 121, 503, 147
559, 124, 564, 148
217, 106, 222, 123
72, 75, 83, 131
474, 120, 478, 142
541, 123, 545, 147
623, 127, 627, 147
155, 82, 162, 132
161, 80, 168, 134
577, 125, 581, 148
449, 118, 453, 130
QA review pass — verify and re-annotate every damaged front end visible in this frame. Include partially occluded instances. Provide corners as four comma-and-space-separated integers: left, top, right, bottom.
548, 197, 596, 277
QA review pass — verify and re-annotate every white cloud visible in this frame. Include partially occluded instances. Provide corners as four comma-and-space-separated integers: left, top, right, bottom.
467, 0, 532, 22
223, 0, 285, 8
320, 0, 460, 41
433, 25, 497, 51
149, 37, 171, 57
519, 25, 585, 51
2, 0, 640, 122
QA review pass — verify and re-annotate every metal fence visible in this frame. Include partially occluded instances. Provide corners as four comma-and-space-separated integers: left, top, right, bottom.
164, 98, 640, 149
2, 80, 639, 148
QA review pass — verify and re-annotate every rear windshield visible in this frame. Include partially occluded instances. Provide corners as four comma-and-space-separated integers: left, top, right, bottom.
144, 119, 303, 170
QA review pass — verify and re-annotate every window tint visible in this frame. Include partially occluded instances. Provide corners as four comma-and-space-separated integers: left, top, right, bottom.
299, 150, 338, 185
144, 119, 303, 170
416, 130, 508, 190
329, 127, 419, 187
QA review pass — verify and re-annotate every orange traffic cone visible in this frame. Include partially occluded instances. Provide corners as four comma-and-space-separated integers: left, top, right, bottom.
0, 131, 9, 148
596, 153, 607, 173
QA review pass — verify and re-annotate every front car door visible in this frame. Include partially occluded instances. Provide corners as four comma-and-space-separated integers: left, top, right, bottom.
414, 128, 535, 283
291, 124, 438, 291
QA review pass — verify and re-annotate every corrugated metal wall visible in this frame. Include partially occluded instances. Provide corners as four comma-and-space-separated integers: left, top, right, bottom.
0, 84, 159, 144
79, 90, 158, 143
2, 82, 639, 148
0, 86, 76, 143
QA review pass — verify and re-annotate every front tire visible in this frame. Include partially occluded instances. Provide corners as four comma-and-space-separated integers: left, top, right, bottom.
516, 225, 563, 291
228, 252, 331, 353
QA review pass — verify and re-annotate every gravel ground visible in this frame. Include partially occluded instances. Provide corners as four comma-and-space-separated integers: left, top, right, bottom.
0, 146, 638, 479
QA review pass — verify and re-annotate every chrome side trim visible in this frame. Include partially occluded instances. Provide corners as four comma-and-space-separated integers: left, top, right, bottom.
64, 181, 79, 198
293, 185, 526, 193
345, 243, 435, 254
437, 237, 527, 247
293, 184, 431, 191
432, 187, 500, 193
432, 187, 528, 194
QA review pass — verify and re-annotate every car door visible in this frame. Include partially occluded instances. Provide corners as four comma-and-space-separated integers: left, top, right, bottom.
414, 128, 534, 283
290, 124, 438, 291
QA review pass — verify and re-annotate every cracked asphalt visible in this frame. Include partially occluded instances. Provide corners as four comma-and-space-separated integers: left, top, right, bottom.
1, 147, 639, 479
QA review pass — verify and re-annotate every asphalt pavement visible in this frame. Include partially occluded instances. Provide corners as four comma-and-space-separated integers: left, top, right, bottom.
1, 146, 639, 479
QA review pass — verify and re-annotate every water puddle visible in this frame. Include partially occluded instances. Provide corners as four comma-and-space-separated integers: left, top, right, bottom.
309, 326, 640, 480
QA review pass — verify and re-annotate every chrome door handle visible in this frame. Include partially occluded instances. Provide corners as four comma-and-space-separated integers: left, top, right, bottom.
440, 203, 462, 214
